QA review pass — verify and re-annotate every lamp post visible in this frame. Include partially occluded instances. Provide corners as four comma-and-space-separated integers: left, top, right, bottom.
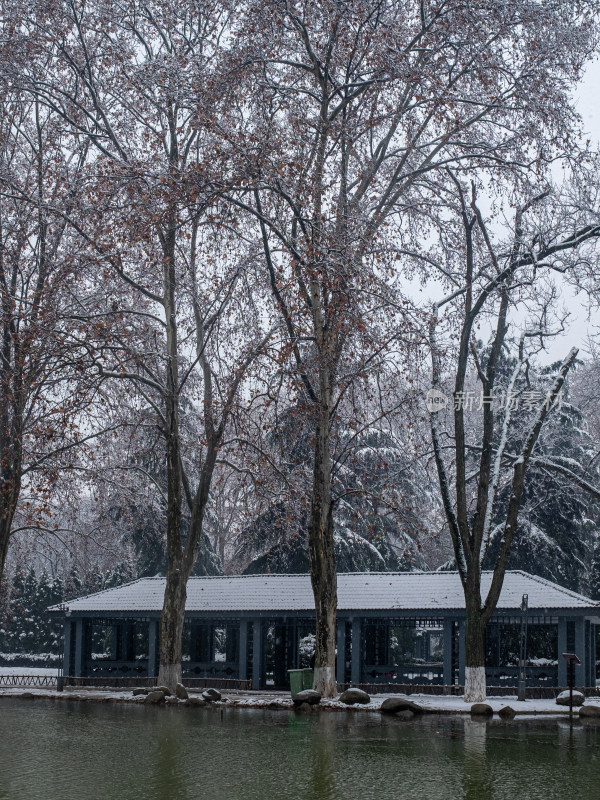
518, 594, 528, 701
562, 652, 582, 716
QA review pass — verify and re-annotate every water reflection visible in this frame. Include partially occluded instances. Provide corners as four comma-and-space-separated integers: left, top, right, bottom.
0, 700, 599, 800
462, 719, 494, 800
151, 717, 190, 800
307, 715, 336, 800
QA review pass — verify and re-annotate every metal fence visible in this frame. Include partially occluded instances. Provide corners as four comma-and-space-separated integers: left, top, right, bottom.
0, 674, 252, 691
0, 674, 58, 688
62, 676, 252, 691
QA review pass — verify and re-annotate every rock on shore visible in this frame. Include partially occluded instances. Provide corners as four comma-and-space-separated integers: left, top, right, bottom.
292, 690, 321, 706
556, 690, 584, 707
339, 688, 370, 705
202, 688, 222, 702
380, 697, 424, 715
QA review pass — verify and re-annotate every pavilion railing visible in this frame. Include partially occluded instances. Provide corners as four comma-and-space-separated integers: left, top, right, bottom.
360, 663, 561, 687
362, 663, 445, 685
486, 666, 558, 687
180, 677, 251, 690
82, 659, 243, 681
84, 660, 148, 677
182, 661, 239, 680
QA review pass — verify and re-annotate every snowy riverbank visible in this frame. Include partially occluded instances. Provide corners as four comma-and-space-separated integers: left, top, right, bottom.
0, 685, 599, 718
0, 666, 59, 677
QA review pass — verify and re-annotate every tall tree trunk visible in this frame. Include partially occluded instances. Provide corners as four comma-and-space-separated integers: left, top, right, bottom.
464, 635, 486, 703
464, 584, 486, 702
157, 394, 185, 688
0, 451, 19, 593
0, 515, 13, 593
158, 564, 186, 689
157, 188, 184, 690
308, 396, 337, 698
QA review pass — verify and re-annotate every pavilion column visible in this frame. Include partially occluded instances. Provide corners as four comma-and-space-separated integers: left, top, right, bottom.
121, 622, 135, 661
252, 619, 264, 690
227, 624, 239, 664
238, 620, 248, 681
496, 622, 502, 669
63, 618, 73, 677
273, 624, 287, 687
109, 625, 118, 660
575, 617, 585, 687
443, 619, 454, 686
191, 622, 212, 663
285, 622, 296, 674
336, 620, 346, 686
585, 621, 592, 687
351, 618, 362, 685
558, 617, 567, 686
458, 619, 466, 687
591, 623, 597, 688
73, 618, 84, 677
148, 619, 159, 678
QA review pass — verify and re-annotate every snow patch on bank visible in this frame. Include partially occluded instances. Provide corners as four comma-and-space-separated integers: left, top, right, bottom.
1, 686, 598, 717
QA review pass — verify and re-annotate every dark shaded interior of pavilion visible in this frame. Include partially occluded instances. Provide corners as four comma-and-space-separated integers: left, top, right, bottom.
68, 613, 599, 689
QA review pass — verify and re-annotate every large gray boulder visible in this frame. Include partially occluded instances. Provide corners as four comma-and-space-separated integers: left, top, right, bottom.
132, 688, 148, 697
380, 697, 424, 715
145, 690, 167, 704
175, 683, 189, 700
498, 706, 516, 719
202, 688, 222, 702
470, 703, 493, 716
154, 686, 172, 697
579, 704, 600, 718
292, 690, 321, 706
187, 696, 207, 707
339, 688, 370, 705
556, 690, 585, 707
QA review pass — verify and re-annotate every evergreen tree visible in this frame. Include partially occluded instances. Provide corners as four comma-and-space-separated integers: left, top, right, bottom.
484, 358, 599, 592
589, 534, 600, 600
237, 411, 431, 573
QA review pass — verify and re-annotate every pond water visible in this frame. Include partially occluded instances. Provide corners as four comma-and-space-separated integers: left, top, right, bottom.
0, 699, 598, 800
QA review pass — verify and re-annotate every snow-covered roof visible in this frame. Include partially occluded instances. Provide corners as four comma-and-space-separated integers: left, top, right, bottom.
51, 571, 599, 615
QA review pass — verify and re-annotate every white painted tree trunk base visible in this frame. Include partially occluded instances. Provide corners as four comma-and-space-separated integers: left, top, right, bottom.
313, 665, 336, 698
158, 663, 182, 692
464, 666, 487, 703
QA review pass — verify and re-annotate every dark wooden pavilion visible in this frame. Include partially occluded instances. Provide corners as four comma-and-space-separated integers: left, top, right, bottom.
50, 571, 600, 690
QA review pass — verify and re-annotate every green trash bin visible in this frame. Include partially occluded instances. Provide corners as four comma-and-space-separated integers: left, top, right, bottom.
302, 668, 314, 690
288, 669, 304, 696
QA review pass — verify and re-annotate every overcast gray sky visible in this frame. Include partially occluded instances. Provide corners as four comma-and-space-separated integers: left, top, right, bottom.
541, 58, 600, 362
408, 59, 600, 365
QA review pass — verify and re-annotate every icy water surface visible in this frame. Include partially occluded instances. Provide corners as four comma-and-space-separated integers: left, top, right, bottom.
0, 699, 599, 800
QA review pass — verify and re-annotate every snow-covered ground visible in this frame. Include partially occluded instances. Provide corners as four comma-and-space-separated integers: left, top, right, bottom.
0, 666, 59, 677
0, 685, 598, 716
226, 691, 600, 716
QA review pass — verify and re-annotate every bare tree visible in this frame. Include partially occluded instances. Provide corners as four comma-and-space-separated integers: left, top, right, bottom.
21, 0, 274, 688
227, 0, 598, 695
0, 73, 111, 590
428, 182, 600, 701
